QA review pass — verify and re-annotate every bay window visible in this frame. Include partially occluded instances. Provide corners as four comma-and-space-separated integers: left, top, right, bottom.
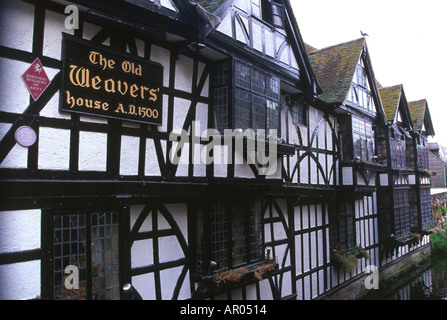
214, 59, 280, 136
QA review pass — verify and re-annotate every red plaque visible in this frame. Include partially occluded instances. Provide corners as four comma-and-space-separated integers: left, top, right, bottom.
21, 58, 51, 101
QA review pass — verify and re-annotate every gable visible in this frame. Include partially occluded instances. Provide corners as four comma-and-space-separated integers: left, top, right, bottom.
309, 38, 385, 121
408, 99, 435, 136
345, 56, 379, 114
309, 38, 365, 105
213, 0, 299, 72
379, 85, 412, 129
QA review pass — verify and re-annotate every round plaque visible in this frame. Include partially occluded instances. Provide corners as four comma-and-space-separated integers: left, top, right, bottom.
15, 126, 37, 147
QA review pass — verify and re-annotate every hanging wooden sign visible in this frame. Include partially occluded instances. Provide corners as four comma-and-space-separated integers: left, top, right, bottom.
60, 34, 163, 125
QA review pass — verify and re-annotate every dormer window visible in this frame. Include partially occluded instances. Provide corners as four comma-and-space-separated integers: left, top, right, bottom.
251, 0, 285, 29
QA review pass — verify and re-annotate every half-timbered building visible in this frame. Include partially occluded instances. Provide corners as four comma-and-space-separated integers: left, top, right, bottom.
408, 99, 435, 232
377, 85, 414, 242
0, 0, 436, 300
375, 85, 433, 263
308, 38, 435, 290
307, 37, 385, 288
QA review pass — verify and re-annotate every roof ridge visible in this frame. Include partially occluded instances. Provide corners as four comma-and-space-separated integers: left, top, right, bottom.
408, 99, 427, 105
308, 37, 365, 55
379, 84, 403, 91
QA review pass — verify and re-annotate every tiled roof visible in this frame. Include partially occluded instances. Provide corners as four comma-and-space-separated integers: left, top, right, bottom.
408, 99, 428, 131
308, 38, 365, 104
379, 84, 403, 122
304, 43, 318, 53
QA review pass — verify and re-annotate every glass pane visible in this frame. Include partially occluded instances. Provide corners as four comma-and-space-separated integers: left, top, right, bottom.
214, 87, 229, 132
251, 68, 265, 94
265, 76, 279, 100
53, 214, 87, 300
211, 203, 229, 270
252, 95, 265, 132
91, 212, 120, 300
53, 212, 120, 300
249, 201, 263, 261
231, 204, 247, 267
234, 89, 252, 130
353, 133, 361, 159
235, 61, 251, 90
215, 61, 230, 86
266, 100, 279, 135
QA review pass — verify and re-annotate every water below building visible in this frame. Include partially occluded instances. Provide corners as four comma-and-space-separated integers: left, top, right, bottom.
384, 255, 447, 300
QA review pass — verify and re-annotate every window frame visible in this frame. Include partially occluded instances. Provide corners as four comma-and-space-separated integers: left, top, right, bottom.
330, 201, 356, 252
194, 199, 265, 275
291, 99, 308, 126
213, 59, 281, 135
352, 116, 375, 163
43, 207, 127, 300
252, 0, 285, 29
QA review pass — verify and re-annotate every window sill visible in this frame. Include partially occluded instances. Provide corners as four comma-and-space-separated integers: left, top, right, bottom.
210, 259, 278, 288
192, 259, 279, 299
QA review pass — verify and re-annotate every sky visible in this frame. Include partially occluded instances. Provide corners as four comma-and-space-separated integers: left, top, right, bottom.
290, 0, 447, 147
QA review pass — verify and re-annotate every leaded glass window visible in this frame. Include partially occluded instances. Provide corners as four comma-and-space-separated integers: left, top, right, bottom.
53, 211, 120, 300
352, 116, 375, 162
196, 200, 264, 273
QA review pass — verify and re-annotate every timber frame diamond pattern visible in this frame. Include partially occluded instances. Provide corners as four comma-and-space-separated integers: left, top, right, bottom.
0, 0, 436, 300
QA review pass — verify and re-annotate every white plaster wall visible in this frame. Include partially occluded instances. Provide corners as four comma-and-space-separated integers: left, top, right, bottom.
0, 209, 41, 300
213, 145, 228, 177
160, 266, 189, 300
130, 204, 189, 299
38, 127, 70, 170
310, 154, 317, 184
252, 22, 263, 53
79, 131, 107, 171
173, 97, 190, 133
318, 153, 326, 184
150, 45, 170, 90
342, 167, 353, 185
0, 260, 41, 300
326, 118, 334, 150
132, 239, 154, 268
197, 62, 209, 97
132, 272, 156, 300
0, 58, 31, 114
299, 152, 309, 184
235, 15, 248, 45
264, 30, 274, 58
175, 55, 193, 93
0, 143, 28, 169
0, 0, 34, 52
0, 210, 41, 253
258, 278, 273, 300
216, 13, 232, 38
43, 9, 74, 60
120, 135, 140, 176
145, 138, 161, 176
